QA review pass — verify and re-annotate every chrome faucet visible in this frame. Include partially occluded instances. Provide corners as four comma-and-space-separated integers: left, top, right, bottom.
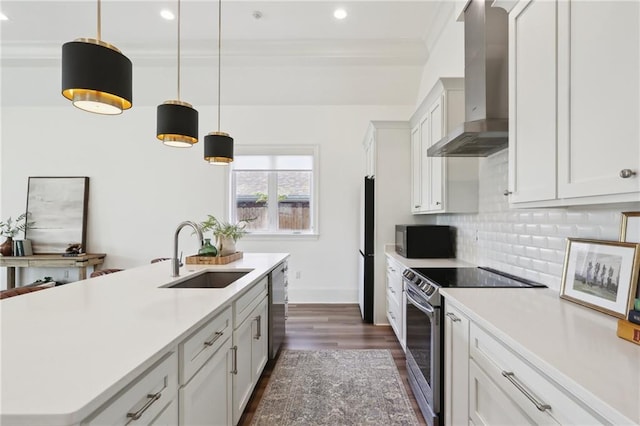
172, 221, 204, 277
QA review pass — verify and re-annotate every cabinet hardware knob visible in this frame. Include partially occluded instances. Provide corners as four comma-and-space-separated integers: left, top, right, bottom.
619, 169, 636, 178
446, 312, 461, 322
501, 371, 551, 412
435, 201, 441, 206
414, 205, 420, 209
503, 190, 513, 196
126, 392, 162, 420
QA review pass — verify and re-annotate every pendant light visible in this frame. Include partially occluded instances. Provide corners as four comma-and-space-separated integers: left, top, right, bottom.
61, 0, 132, 115
204, 0, 234, 164
156, 0, 199, 147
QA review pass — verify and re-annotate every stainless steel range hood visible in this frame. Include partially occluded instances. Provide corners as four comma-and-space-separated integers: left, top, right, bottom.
428, 0, 509, 157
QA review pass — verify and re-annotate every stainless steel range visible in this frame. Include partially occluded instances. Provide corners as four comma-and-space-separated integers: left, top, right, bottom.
402, 267, 546, 426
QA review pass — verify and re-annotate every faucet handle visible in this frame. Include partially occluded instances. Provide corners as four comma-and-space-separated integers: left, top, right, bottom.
179, 251, 184, 267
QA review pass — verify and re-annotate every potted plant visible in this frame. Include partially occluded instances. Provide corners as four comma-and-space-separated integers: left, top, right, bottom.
0, 213, 34, 256
200, 215, 249, 256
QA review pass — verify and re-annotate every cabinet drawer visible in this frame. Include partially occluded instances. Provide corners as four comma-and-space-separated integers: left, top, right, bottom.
83, 351, 178, 425
469, 323, 605, 425
386, 292, 402, 337
180, 306, 232, 384
234, 276, 268, 327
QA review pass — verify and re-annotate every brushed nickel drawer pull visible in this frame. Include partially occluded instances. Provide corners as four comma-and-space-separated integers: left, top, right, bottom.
446, 312, 461, 322
502, 371, 551, 412
231, 345, 238, 374
126, 392, 162, 420
254, 316, 262, 340
204, 331, 224, 347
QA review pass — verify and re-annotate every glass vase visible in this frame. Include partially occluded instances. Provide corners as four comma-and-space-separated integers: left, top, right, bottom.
198, 238, 218, 257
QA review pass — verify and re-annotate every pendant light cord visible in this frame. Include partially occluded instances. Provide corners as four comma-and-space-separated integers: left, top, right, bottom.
96, 0, 101, 40
217, 0, 222, 131
177, 0, 181, 100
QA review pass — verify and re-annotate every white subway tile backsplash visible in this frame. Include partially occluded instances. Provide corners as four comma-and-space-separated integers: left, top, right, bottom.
436, 150, 635, 291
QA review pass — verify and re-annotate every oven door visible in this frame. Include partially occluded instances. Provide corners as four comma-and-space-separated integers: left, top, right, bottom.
405, 281, 440, 426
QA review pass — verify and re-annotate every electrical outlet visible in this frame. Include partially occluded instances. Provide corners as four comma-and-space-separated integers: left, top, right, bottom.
295, 271, 301, 279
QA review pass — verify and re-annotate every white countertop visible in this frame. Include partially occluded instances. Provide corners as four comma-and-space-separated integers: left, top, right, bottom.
0, 253, 288, 426
384, 245, 475, 268
441, 287, 640, 425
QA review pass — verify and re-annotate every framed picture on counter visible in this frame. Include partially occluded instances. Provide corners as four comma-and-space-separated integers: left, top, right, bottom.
560, 238, 640, 319
620, 211, 640, 243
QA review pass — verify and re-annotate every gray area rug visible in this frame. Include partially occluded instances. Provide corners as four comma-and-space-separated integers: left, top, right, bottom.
250, 349, 420, 426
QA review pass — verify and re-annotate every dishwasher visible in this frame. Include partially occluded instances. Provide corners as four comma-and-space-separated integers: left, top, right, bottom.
268, 261, 287, 359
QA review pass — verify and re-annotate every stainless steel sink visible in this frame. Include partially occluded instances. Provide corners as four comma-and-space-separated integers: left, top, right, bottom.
164, 271, 251, 289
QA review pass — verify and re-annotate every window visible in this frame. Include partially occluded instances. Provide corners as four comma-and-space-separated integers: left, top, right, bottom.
230, 146, 318, 236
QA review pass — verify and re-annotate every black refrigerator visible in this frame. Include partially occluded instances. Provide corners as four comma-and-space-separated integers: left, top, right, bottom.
358, 176, 374, 323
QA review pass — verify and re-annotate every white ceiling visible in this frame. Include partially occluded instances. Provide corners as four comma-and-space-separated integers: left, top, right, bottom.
0, 1, 450, 66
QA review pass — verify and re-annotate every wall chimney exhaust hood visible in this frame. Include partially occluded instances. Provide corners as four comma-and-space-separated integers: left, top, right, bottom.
428, 0, 509, 157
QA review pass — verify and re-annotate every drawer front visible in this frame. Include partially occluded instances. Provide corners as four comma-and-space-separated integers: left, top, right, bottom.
180, 306, 232, 384
234, 276, 268, 327
386, 291, 402, 339
470, 324, 605, 425
84, 351, 178, 425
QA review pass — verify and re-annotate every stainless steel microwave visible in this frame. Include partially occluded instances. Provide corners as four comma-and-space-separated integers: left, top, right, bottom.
395, 225, 454, 259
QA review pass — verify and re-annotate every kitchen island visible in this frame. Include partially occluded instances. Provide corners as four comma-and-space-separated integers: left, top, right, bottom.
0, 252, 288, 426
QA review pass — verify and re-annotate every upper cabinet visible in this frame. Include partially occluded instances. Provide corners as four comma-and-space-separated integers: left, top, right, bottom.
410, 78, 479, 214
507, 0, 640, 207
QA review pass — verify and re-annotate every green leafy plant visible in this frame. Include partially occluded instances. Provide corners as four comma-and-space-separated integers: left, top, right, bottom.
200, 215, 249, 242
0, 213, 34, 238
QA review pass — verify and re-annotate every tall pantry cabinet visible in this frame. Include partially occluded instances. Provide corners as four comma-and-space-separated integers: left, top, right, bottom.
363, 121, 414, 325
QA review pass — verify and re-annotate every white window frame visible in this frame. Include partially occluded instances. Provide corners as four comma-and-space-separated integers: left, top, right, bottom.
228, 145, 319, 239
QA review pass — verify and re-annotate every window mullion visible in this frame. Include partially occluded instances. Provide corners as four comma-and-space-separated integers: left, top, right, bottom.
268, 171, 279, 232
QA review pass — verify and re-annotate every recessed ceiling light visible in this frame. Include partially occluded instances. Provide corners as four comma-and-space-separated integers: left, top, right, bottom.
0, 12, 9, 21
334, 8, 347, 20
160, 9, 175, 20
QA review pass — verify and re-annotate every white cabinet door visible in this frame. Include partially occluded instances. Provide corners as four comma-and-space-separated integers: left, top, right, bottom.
444, 304, 469, 426
410, 78, 477, 215
179, 337, 232, 426
233, 295, 269, 425
508, 0, 557, 203
411, 125, 423, 213
419, 114, 431, 213
428, 96, 444, 212
557, 0, 640, 199
509, 0, 640, 206
251, 297, 268, 381
232, 311, 254, 425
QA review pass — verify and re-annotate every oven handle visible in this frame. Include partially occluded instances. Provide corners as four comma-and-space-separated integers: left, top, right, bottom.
405, 286, 436, 316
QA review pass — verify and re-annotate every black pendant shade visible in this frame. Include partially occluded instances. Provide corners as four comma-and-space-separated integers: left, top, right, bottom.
157, 101, 199, 147
204, 132, 234, 164
61, 39, 132, 115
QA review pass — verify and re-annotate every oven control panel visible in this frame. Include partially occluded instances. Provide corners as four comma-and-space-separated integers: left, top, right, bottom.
402, 268, 440, 307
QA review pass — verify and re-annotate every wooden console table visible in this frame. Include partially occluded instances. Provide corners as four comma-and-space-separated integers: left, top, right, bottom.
0, 254, 106, 289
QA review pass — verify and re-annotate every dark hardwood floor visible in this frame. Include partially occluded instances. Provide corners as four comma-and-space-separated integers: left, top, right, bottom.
238, 303, 427, 425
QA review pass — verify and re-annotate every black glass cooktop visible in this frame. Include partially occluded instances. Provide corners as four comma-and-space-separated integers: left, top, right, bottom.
411, 267, 547, 289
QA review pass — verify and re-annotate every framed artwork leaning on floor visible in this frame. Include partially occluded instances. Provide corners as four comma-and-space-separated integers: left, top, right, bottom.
560, 238, 640, 319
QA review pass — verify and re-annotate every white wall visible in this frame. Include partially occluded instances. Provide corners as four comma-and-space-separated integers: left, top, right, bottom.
1, 62, 415, 296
